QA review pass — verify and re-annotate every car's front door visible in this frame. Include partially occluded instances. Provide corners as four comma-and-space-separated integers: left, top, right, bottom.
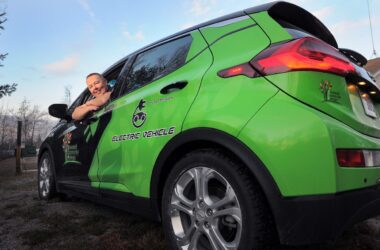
53, 91, 98, 193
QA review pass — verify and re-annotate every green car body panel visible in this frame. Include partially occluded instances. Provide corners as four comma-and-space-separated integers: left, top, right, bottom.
239, 91, 380, 196
184, 19, 278, 135
249, 11, 293, 43
40, 1, 380, 247
266, 72, 380, 138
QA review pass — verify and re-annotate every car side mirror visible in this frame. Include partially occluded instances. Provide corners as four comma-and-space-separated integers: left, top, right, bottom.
48, 104, 71, 121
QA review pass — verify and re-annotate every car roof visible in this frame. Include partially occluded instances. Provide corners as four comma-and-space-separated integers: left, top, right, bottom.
104, 1, 337, 74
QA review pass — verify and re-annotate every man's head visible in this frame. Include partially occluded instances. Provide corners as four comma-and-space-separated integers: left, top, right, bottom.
86, 73, 107, 97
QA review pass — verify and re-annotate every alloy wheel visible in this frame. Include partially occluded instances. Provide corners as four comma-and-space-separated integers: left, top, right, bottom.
39, 157, 51, 198
169, 167, 242, 250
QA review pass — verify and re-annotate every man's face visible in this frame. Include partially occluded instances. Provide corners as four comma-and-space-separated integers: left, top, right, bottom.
86, 75, 107, 97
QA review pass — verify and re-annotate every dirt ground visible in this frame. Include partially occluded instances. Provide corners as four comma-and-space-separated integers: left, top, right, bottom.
0, 157, 166, 250
1, 157, 380, 250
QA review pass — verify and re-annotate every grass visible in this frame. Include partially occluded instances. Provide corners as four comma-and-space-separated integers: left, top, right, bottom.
39, 213, 81, 235
80, 214, 108, 236
39, 212, 110, 237
19, 229, 56, 246
9, 203, 44, 221
3, 203, 20, 209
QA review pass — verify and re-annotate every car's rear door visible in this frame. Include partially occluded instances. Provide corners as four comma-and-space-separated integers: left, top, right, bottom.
95, 31, 212, 198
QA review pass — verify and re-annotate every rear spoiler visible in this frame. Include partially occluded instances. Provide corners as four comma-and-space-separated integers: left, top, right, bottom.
244, 1, 338, 48
339, 48, 368, 66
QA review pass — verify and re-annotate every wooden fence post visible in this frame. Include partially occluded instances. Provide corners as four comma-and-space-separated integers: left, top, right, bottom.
15, 121, 22, 175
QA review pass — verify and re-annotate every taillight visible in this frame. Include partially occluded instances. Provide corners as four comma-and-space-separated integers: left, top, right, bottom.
336, 149, 380, 167
217, 63, 258, 78
336, 149, 365, 167
218, 37, 356, 78
251, 37, 356, 77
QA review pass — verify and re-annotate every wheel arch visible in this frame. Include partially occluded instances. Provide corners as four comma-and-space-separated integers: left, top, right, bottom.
150, 127, 282, 222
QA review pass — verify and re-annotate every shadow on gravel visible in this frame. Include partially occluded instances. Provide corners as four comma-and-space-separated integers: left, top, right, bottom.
0, 157, 380, 249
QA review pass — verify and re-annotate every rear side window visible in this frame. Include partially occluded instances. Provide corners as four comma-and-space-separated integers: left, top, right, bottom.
125, 35, 192, 93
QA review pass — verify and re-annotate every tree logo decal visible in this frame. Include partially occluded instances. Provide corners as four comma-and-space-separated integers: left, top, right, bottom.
63, 132, 72, 145
320, 80, 332, 101
132, 99, 147, 128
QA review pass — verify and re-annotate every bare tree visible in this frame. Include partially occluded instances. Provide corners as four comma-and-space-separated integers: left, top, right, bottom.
64, 85, 72, 105
16, 99, 49, 146
0, 105, 6, 146
17, 98, 31, 145
28, 105, 47, 145
0, 105, 13, 147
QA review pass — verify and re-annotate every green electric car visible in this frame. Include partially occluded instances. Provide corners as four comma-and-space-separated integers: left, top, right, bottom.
39, 1, 380, 249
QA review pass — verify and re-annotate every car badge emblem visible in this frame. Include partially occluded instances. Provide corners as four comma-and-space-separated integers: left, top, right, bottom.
132, 99, 147, 128
320, 80, 332, 101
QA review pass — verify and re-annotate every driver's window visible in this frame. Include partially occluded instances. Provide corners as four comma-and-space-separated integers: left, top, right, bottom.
67, 90, 91, 117
67, 59, 128, 119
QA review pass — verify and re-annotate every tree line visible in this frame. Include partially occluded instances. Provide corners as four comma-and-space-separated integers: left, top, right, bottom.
0, 99, 54, 151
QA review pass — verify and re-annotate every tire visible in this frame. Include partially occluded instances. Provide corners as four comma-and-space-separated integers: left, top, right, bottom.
162, 149, 277, 250
38, 151, 56, 200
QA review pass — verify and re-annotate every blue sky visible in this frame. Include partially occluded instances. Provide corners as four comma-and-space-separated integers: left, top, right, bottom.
1, 0, 380, 113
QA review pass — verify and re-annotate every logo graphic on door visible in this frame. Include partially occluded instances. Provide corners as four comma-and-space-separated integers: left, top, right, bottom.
132, 99, 147, 128
320, 80, 332, 101
63, 132, 72, 145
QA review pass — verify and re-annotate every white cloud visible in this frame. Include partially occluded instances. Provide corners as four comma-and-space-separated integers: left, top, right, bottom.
78, 0, 95, 20
181, 22, 197, 30
189, 0, 218, 16
43, 54, 80, 75
180, 0, 220, 30
312, 6, 334, 20
330, 18, 369, 35
123, 30, 145, 41
329, 16, 380, 57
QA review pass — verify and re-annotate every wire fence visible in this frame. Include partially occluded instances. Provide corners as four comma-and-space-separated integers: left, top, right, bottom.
0, 149, 14, 160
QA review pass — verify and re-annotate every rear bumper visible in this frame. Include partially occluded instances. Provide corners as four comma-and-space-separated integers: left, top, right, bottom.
274, 183, 380, 245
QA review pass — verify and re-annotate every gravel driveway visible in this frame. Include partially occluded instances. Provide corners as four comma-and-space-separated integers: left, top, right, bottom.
0, 157, 380, 249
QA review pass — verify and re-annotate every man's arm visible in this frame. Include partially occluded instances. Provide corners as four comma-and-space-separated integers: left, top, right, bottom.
86, 91, 112, 107
71, 92, 112, 121
71, 103, 98, 121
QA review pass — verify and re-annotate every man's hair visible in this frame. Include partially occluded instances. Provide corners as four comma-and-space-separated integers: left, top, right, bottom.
86, 72, 106, 82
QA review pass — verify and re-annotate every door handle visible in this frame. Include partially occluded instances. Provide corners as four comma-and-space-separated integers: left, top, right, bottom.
160, 81, 188, 94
